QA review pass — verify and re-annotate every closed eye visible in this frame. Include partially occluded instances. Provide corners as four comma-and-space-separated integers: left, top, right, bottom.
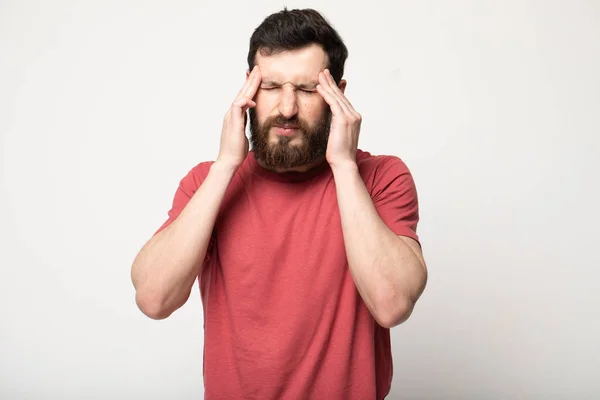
260, 85, 317, 93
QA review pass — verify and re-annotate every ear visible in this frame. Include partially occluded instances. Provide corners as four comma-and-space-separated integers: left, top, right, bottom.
246, 69, 250, 79
338, 79, 347, 94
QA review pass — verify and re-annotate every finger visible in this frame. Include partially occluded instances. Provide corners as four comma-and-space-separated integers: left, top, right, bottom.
324, 69, 357, 114
319, 71, 351, 116
235, 66, 258, 100
244, 66, 262, 100
230, 97, 255, 126
232, 96, 256, 111
316, 77, 345, 116
318, 71, 351, 116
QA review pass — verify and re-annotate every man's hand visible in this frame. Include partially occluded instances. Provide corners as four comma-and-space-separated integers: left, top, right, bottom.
132, 68, 263, 319
316, 69, 361, 169
217, 66, 262, 169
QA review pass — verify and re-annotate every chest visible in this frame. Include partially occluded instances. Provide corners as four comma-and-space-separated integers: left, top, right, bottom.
213, 175, 349, 299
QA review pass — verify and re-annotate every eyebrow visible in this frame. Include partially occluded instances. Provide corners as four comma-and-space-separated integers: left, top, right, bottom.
261, 80, 318, 90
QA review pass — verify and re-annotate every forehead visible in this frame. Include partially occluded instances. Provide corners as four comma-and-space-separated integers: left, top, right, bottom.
255, 44, 328, 83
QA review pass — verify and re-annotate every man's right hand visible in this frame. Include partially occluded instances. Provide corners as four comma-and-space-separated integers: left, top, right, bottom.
216, 65, 262, 169
133, 67, 262, 320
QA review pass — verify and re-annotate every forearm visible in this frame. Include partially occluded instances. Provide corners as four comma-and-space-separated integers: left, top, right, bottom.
332, 162, 427, 328
131, 161, 237, 319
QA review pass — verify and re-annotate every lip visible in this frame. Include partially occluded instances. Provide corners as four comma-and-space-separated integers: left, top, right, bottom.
273, 125, 300, 136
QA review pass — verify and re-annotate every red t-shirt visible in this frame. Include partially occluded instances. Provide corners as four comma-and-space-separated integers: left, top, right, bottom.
155, 149, 420, 399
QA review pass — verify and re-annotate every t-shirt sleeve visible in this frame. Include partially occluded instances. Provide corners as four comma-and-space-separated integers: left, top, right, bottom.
371, 156, 420, 245
153, 163, 215, 259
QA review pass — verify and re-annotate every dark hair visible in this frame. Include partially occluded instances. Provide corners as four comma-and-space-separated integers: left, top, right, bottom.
247, 8, 348, 83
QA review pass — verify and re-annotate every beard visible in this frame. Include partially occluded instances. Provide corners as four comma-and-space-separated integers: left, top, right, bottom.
248, 108, 332, 169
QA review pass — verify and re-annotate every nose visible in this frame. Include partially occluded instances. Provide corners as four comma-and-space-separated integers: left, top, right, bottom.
277, 85, 299, 119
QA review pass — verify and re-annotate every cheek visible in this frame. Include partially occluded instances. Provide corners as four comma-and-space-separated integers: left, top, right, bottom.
253, 102, 269, 122
300, 99, 328, 122
254, 92, 277, 119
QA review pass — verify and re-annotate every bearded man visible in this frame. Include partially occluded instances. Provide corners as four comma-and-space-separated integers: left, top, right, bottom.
131, 8, 428, 399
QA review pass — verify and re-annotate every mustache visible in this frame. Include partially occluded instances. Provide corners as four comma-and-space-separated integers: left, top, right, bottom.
262, 115, 311, 133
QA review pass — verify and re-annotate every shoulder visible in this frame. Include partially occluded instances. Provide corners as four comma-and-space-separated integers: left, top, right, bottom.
177, 161, 215, 190
188, 161, 215, 179
356, 149, 413, 187
357, 149, 410, 169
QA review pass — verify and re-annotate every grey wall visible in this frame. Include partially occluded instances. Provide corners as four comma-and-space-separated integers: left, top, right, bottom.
1, 1, 598, 399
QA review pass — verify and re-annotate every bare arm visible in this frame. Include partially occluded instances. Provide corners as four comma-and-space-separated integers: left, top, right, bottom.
131, 66, 262, 320
131, 162, 237, 319
332, 162, 427, 328
316, 69, 427, 328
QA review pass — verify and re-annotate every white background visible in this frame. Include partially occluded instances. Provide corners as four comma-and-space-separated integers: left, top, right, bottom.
1, 1, 599, 399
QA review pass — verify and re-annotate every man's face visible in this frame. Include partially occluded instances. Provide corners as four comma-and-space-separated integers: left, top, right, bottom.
249, 44, 332, 170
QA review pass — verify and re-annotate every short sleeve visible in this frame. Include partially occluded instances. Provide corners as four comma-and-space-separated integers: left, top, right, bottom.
371, 157, 420, 245
153, 162, 215, 260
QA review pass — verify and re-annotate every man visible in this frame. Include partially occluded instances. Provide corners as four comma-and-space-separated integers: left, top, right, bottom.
131, 8, 427, 400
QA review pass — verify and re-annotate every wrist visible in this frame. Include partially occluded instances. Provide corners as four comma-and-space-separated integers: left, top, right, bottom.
330, 159, 359, 176
211, 159, 240, 178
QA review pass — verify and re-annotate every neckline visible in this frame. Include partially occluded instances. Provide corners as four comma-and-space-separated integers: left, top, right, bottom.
247, 151, 332, 183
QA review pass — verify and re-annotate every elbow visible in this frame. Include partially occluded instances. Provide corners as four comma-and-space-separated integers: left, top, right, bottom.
375, 263, 428, 328
135, 290, 179, 320
373, 296, 415, 329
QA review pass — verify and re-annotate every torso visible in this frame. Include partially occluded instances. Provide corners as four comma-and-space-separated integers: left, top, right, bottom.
198, 150, 392, 399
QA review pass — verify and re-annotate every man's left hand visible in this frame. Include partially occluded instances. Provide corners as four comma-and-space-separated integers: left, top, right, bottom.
317, 69, 362, 169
